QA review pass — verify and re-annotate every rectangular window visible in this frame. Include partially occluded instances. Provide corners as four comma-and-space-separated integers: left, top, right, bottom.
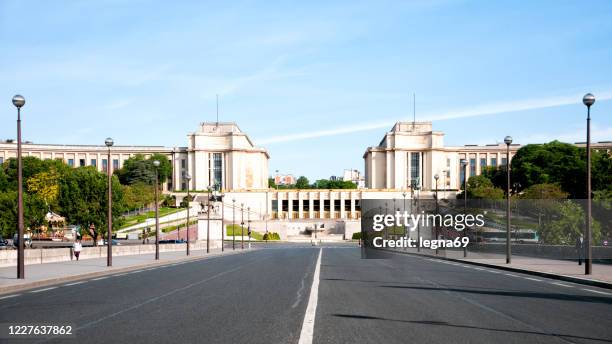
102, 159, 108, 171
68, 159, 74, 167
502, 157, 508, 166
181, 159, 186, 169
460, 165, 466, 186
0, 157, 3, 164
213, 153, 222, 187
491, 157, 497, 167
91, 159, 97, 167
480, 158, 486, 171
470, 158, 476, 177
113, 159, 119, 170
410, 152, 420, 187
79, 159, 86, 167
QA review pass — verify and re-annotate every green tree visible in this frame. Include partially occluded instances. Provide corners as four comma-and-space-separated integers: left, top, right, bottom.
122, 182, 155, 211
58, 167, 125, 245
540, 200, 601, 245
116, 154, 172, 185
295, 176, 310, 189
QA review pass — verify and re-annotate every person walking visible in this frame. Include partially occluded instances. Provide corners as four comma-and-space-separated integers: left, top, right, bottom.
73, 239, 83, 261
575, 234, 584, 266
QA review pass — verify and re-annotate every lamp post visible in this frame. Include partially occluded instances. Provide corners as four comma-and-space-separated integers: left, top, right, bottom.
247, 207, 251, 249
218, 186, 225, 252
460, 159, 468, 257
504, 135, 513, 264
434, 174, 439, 255
185, 173, 191, 255
442, 170, 447, 200
240, 203, 245, 249
153, 160, 160, 260
583, 93, 595, 275
105, 137, 114, 267
206, 186, 211, 254
414, 180, 421, 252
232, 198, 236, 250
12, 95, 25, 279
402, 192, 407, 239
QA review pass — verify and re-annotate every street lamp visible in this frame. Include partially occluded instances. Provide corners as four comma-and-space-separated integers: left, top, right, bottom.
232, 198, 236, 250
185, 173, 192, 256
247, 206, 251, 249
504, 135, 513, 264
583, 93, 595, 275
105, 137, 114, 267
434, 174, 439, 255
12, 95, 25, 279
460, 159, 468, 257
212, 184, 224, 252
402, 192, 407, 239
153, 160, 160, 260
206, 186, 211, 254
240, 203, 245, 250
460, 159, 467, 211
275, 169, 279, 191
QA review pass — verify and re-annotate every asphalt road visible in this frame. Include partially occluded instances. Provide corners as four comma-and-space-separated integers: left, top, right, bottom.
0, 244, 611, 344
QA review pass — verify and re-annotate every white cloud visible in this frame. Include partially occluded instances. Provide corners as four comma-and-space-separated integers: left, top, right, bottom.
259, 91, 612, 144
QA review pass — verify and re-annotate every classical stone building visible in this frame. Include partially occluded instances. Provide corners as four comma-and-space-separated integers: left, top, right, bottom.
0, 122, 268, 193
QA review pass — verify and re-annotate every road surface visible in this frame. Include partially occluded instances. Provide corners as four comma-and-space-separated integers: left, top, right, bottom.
1, 244, 610, 343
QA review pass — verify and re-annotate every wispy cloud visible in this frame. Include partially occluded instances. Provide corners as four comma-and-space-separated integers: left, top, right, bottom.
259, 91, 612, 144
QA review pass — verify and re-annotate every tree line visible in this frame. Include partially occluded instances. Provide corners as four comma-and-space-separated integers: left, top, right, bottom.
458, 141, 611, 245
0, 153, 172, 243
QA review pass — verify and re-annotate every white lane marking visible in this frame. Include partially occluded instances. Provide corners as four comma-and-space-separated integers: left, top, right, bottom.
30, 287, 57, 293
0, 294, 20, 300
64, 281, 86, 286
504, 273, 518, 277
473, 267, 485, 271
298, 248, 322, 344
92, 276, 109, 281
581, 288, 612, 296
76, 255, 264, 331
114, 273, 128, 276
524, 277, 543, 282
552, 282, 573, 288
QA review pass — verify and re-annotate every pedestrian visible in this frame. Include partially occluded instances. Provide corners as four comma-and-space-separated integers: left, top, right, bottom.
73, 239, 82, 261
575, 235, 584, 266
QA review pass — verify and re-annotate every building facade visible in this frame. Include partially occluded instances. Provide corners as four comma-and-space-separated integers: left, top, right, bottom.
0, 122, 269, 193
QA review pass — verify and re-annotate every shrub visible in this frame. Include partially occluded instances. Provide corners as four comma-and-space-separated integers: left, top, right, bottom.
352, 232, 361, 240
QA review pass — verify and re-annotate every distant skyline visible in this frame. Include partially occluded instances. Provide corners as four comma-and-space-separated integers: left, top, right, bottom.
1, 1, 611, 180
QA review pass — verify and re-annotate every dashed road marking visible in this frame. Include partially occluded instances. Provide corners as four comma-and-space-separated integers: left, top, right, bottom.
0, 294, 20, 300
524, 277, 543, 282
30, 287, 57, 293
581, 288, 612, 296
552, 282, 573, 288
64, 281, 86, 286
504, 273, 518, 277
92, 276, 109, 281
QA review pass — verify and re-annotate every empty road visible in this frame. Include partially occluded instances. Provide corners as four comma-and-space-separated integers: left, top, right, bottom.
1, 244, 611, 343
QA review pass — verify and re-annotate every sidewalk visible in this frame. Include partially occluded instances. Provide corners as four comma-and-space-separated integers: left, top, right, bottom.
391, 247, 612, 288
0, 246, 250, 295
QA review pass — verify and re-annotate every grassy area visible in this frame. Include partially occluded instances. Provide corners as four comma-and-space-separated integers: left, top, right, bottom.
226, 224, 263, 240
120, 207, 183, 229
161, 220, 198, 233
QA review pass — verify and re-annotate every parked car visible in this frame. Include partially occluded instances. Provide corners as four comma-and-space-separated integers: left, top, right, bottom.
103, 239, 122, 246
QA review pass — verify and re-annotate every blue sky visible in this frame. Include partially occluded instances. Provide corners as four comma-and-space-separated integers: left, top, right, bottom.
1, 0, 611, 180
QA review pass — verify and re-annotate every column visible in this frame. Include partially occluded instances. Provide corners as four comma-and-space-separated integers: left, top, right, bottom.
288, 192, 293, 220
309, 193, 314, 219
340, 192, 346, 219
319, 191, 324, 219
350, 195, 356, 220
329, 192, 335, 219
298, 192, 304, 219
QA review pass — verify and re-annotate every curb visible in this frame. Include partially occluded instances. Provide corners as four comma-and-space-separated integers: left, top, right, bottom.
0, 249, 253, 296
386, 249, 612, 290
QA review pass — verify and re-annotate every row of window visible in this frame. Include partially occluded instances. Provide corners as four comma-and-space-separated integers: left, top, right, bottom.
273, 199, 361, 212
460, 155, 509, 184
66, 158, 119, 170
